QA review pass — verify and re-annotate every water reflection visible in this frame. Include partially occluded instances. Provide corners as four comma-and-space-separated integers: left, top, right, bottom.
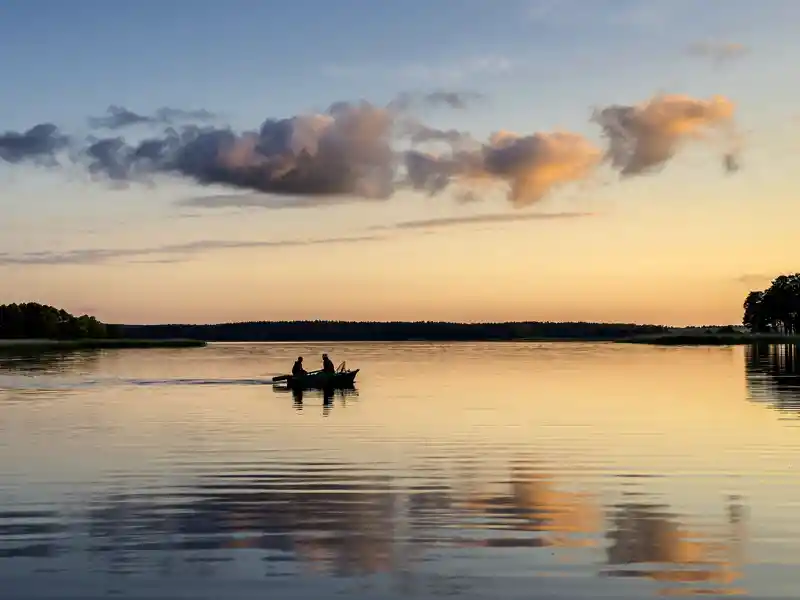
85, 471, 397, 578
3, 342, 794, 599
272, 385, 359, 415
746, 344, 800, 415
0, 510, 66, 559
83, 467, 401, 579
604, 494, 747, 596
0, 460, 749, 597
459, 466, 602, 549
0, 349, 101, 374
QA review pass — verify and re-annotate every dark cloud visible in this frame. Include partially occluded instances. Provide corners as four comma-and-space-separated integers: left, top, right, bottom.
88, 105, 217, 130
378, 211, 593, 231
82, 101, 397, 199
0, 235, 384, 266
0, 123, 70, 164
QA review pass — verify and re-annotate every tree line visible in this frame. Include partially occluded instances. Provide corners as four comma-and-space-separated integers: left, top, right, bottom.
121, 320, 668, 342
0, 303, 121, 339
742, 274, 800, 334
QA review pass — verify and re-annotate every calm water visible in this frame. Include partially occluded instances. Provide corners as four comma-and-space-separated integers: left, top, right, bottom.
0, 342, 798, 600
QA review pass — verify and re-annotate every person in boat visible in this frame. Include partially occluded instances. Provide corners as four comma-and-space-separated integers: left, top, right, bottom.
322, 353, 335, 374
292, 356, 307, 377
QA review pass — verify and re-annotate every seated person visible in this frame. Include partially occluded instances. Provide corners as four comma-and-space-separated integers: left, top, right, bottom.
292, 356, 306, 376
322, 353, 335, 373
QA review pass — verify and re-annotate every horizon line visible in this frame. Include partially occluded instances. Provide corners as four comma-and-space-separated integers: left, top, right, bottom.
118, 319, 738, 329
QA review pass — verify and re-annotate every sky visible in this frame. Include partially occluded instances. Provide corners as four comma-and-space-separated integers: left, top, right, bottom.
1, 0, 798, 326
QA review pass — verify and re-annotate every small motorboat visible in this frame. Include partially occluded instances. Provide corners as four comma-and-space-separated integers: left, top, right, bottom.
272, 361, 359, 390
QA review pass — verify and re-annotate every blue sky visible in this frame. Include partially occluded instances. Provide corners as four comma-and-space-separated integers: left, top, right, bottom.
1, 0, 798, 324
2, 0, 795, 131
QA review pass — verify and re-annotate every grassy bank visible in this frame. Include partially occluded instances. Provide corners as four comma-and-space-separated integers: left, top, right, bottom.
0, 338, 206, 351
616, 332, 800, 346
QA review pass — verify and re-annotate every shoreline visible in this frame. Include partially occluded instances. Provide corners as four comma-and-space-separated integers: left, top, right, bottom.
0, 338, 207, 351
0, 335, 795, 349
197, 334, 797, 346
193, 335, 798, 346
615, 333, 800, 346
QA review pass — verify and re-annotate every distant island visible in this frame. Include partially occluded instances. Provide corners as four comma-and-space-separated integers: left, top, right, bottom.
0, 303, 205, 350
120, 320, 671, 342
3, 274, 798, 349
120, 322, 795, 346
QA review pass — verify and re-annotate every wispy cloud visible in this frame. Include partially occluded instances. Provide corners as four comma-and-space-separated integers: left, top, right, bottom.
88, 105, 218, 130
686, 41, 749, 64
388, 90, 487, 111
0, 235, 384, 266
176, 193, 371, 211
375, 211, 594, 231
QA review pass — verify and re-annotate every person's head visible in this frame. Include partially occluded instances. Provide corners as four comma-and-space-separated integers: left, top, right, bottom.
322, 353, 328, 359
297, 356, 303, 362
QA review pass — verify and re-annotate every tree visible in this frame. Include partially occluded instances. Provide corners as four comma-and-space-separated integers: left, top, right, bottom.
742, 274, 800, 334
0, 303, 114, 340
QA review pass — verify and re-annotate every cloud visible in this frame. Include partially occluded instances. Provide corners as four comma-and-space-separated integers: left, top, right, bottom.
388, 90, 486, 112
0, 123, 70, 164
177, 192, 370, 211
88, 105, 217, 130
405, 131, 603, 207
1, 91, 740, 210
377, 211, 594, 231
397, 118, 477, 149
687, 41, 748, 64
591, 94, 740, 176
0, 235, 384, 266
84, 100, 397, 198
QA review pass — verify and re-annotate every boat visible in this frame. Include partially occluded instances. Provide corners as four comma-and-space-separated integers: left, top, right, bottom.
271, 363, 359, 389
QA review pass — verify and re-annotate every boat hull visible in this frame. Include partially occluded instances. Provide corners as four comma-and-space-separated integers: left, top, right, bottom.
283, 369, 359, 389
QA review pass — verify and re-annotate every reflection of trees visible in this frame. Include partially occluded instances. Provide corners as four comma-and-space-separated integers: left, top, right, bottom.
603, 494, 747, 596
0, 349, 101, 374
745, 344, 800, 415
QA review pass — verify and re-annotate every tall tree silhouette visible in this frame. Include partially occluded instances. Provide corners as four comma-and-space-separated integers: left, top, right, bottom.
742, 274, 800, 334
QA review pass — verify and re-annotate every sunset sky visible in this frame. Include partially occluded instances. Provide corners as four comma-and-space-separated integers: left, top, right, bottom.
1, 0, 797, 326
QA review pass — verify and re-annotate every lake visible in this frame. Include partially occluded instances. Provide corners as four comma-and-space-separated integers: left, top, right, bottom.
0, 342, 798, 600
